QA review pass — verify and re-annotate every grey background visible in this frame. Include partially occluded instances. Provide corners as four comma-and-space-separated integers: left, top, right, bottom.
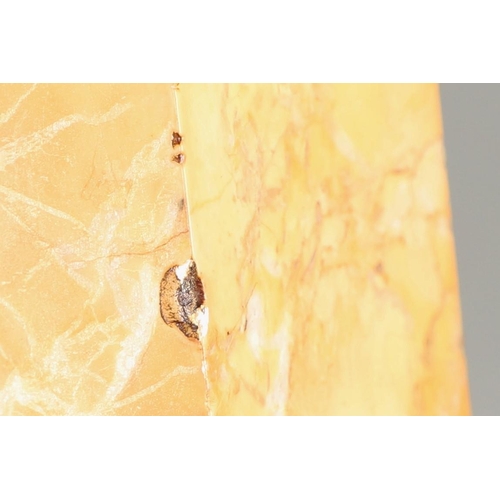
440, 84, 499, 415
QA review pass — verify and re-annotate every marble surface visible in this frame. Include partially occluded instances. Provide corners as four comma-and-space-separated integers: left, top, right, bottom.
0, 84, 206, 415
0, 84, 469, 415
179, 84, 470, 415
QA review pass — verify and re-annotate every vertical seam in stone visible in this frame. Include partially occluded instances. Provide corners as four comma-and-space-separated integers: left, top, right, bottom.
171, 84, 212, 415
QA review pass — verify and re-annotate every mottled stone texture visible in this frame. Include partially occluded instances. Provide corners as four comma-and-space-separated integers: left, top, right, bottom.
0, 84, 469, 415
0, 84, 206, 415
179, 84, 469, 415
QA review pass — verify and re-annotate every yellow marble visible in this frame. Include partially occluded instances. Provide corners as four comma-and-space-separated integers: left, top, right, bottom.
0, 83, 469, 415
0, 84, 206, 415
179, 84, 470, 415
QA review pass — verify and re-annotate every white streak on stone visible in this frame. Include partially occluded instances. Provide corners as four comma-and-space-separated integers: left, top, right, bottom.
261, 248, 281, 277
192, 305, 209, 340
0, 102, 131, 171
104, 264, 157, 403
246, 291, 264, 361
0, 84, 37, 125
0, 184, 88, 232
175, 259, 192, 281
111, 365, 199, 410
266, 313, 292, 416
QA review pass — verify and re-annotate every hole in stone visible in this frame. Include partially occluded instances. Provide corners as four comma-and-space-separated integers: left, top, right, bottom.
159, 259, 208, 341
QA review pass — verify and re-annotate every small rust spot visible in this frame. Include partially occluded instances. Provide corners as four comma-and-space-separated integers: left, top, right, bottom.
159, 260, 205, 340
172, 131, 182, 148
172, 153, 185, 164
